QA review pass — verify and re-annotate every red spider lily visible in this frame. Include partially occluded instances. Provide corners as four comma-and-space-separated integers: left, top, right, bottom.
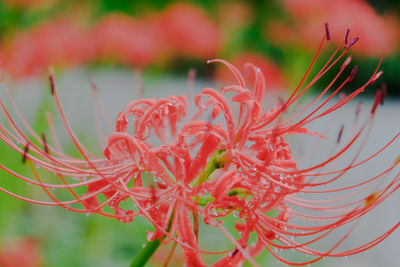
2, 17, 93, 78
1, 26, 400, 266
0, 237, 43, 267
1, 3, 221, 79
266, 0, 399, 56
216, 1, 253, 30
93, 14, 166, 67
159, 3, 221, 59
2, 0, 50, 8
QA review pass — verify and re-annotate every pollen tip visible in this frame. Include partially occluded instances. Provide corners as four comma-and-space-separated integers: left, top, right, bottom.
41, 133, 49, 154
341, 55, 352, 69
22, 143, 30, 163
371, 71, 383, 84
365, 191, 380, 209
48, 67, 56, 96
348, 65, 358, 82
345, 29, 350, 44
337, 125, 344, 144
324, 23, 331, 41
345, 37, 359, 49
371, 90, 382, 114
380, 83, 387, 105
393, 155, 400, 166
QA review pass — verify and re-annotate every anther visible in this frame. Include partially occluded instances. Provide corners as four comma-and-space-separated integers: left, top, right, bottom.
324, 23, 331, 41
345, 29, 350, 44
337, 125, 344, 144
365, 192, 380, 209
348, 65, 358, 82
345, 37, 359, 49
371, 90, 382, 114
380, 83, 387, 105
231, 249, 239, 257
48, 68, 55, 96
41, 133, 49, 154
22, 143, 30, 163
341, 55, 352, 69
371, 71, 383, 84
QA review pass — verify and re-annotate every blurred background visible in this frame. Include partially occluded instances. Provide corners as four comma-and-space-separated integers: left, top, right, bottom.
0, 0, 399, 266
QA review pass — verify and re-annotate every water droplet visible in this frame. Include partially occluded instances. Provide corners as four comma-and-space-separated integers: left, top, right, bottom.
142, 244, 146, 248
233, 210, 239, 218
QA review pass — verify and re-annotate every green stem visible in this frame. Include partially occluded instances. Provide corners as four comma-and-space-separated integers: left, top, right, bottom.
130, 211, 175, 267
192, 149, 225, 187
129, 238, 161, 267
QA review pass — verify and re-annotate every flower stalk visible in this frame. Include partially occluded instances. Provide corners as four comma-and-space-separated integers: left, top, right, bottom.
192, 149, 226, 187
129, 238, 161, 267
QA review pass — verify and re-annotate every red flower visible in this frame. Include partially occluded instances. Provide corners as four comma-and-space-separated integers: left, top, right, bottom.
0, 237, 43, 267
160, 3, 221, 58
266, 0, 399, 56
2, 0, 50, 8
93, 14, 165, 67
3, 18, 93, 78
0, 26, 399, 266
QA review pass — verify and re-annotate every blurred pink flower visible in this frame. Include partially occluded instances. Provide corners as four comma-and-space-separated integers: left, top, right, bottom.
160, 3, 221, 58
3, 0, 51, 8
2, 18, 93, 78
1, 26, 400, 266
266, 0, 399, 56
93, 14, 165, 67
0, 237, 43, 267
216, 1, 253, 30
0, 3, 222, 78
